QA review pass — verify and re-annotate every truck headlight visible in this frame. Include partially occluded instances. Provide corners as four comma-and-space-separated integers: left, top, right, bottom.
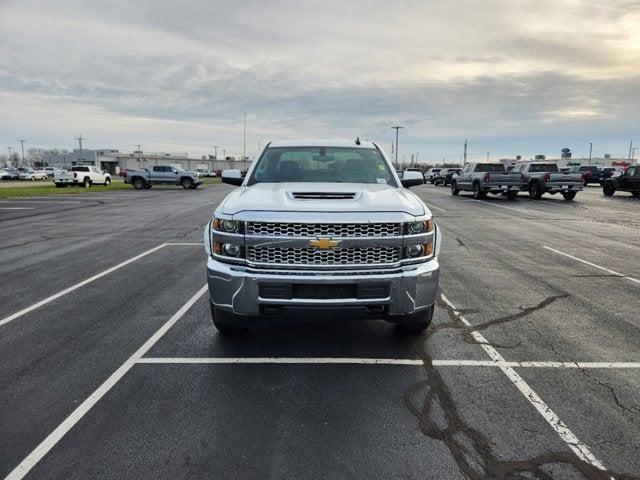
222, 243, 241, 257
212, 217, 243, 234
404, 242, 434, 259
405, 218, 434, 234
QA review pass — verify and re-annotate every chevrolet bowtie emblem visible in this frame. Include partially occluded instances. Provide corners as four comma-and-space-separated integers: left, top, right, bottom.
309, 238, 342, 250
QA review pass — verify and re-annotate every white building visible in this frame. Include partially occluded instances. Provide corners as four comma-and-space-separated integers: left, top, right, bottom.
41, 149, 251, 174
500, 156, 637, 170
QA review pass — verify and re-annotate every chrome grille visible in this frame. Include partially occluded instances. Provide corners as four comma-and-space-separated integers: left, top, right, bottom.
246, 222, 402, 237
247, 247, 401, 265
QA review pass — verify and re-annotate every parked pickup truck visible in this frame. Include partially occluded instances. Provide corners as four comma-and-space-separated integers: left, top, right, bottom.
602, 165, 640, 198
450, 162, 522, 199
203, 139, 440, 335
512, 162, 583, 200
567, 165, 600, 186
124, 165, 203, 190
54, 166, 111, 188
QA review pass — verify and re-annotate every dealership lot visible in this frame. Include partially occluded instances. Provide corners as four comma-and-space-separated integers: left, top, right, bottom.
1, 185, 638, 479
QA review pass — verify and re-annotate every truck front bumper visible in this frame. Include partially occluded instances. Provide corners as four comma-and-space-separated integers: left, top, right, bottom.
207, 257, 439, 322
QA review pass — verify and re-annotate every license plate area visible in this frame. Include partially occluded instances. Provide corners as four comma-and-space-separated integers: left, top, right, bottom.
259, 283, 390, 300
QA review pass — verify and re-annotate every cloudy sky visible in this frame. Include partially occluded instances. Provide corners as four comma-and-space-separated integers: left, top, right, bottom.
1, 0, 639, 162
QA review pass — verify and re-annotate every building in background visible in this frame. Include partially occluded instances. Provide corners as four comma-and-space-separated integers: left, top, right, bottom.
41, 149, 250, 174
500, 156, 637, 170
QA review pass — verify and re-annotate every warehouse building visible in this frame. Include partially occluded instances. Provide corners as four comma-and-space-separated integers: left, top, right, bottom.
41, 149, 251, 174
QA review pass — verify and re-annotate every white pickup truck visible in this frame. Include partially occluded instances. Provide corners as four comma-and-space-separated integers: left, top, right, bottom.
54, 166, 111, 188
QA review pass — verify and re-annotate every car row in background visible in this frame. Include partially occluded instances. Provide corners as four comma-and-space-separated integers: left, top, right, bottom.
447, 161, 640, 200
0, 167, 50, 181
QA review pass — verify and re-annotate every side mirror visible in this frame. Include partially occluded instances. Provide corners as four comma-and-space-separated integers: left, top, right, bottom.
221, 169, 245, 186
401, 170, 424, 188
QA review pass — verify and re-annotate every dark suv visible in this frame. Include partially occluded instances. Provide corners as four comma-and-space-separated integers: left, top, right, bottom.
602, 166, 640, 198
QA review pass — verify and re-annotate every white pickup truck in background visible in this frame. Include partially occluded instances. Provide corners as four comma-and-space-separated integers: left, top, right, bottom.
54, 166, 111, 188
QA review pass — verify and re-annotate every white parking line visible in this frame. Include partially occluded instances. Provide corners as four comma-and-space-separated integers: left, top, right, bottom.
543, 246, 640, 285
458, 197, 530, 213
135, 358, 640, 368
0, 200, 82, 204
440, 294, 610, 473
0, 243, 202, 328
423, 202, 447, 213
4, 284, 209, 480
0, 207, 35, 210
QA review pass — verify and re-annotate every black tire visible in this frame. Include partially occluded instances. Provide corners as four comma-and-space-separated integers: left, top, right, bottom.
451, 181, 459, 196
104, 177, 111, 186
210, 302, 247, 335
396, 305, 434, 333
632, 191, 640, 198
528, 181, 543, 199
602, 183, 615, 197
472, 182, 486, 199
144, 184, 152, 189
562, 191, 577, 200
132, 177, 146, 190
82, 177, 91, 188
181, 177, 193, 189
505, 191, 518, 200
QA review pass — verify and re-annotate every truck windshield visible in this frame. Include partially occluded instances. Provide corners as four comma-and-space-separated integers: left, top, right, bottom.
475, 164, 505, 172
529, 164, 559, 173
247, 147, 397, 186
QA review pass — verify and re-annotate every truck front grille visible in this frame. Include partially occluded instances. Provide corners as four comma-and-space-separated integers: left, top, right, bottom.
246, 222, 402, 237
247, 246, 401, 266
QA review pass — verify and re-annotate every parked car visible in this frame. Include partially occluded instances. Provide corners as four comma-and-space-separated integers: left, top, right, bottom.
512, 162, 583, 200
598, 167, 615, 185
450, 162, 523, 199
18, 169, 48, 181
404, 168, 426, 183
124, 165, 203, 189
204, 139, 440, 334
54, 166, 111, 187
434, 168, 461, 186
0, 168, 20, 180
567, 165, 600, 186
602, 165, 640, 198
425, 168, 442, 184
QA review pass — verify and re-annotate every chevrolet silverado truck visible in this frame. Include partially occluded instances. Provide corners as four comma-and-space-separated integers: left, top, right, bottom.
54, 166, 111, 187
203, 139, 440, 335
512, 162, 583, 200
450, 162, 522, 199
124, 165, 202, 189
602, 165, 640, 198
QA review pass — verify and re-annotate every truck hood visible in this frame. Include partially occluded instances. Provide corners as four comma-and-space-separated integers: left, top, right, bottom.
218, 182, 426, 216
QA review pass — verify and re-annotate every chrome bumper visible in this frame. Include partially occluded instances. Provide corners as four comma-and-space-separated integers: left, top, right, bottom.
207, 257, 439, 317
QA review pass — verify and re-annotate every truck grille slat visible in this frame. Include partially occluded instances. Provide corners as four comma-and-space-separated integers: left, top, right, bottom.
247, 246, 400, 265
246, 222, 402, 237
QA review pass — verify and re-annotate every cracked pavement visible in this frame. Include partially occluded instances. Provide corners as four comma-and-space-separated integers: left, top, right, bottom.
1, 184, 639, 479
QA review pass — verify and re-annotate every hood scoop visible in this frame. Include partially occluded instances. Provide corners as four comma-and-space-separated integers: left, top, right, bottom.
289, 191, 360, 200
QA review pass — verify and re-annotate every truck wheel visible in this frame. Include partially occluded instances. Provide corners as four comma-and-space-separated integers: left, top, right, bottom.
144, 184, 152, 189
210, 302, 247, 335
602, 183, 615, 197
104, 178, 111, 186
396, 305, 434, 333
562, 191, 577, 200
181, 178, 193, 189
505, 191, 518, 200
472, 182, 486, 199
450, 181, 459, 196
528, 182, 543, 199
133, 178, 145, 190
632, 191, 640, 198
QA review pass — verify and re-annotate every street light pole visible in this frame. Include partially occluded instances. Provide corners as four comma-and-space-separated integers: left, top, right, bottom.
390, 126, 403, 165
588, 142, 593, 165
243, 111, 247, 171
17, 139, 26, 164
213, 145, 218, 159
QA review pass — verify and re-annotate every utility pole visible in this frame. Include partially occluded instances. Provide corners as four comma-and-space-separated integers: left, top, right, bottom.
390, 126, 403, 164
17, 139, 26, 164
136, 144, 142, 154
75, 134, 84, 151
631, 147, 638, 160
212, 145, 218, 159
243, 111, 247, 170
486, 151, 490, 161
463, 138, 468, 165
588, 142, 593, 165
629, 140, 634, 159
416, 152, 419, 164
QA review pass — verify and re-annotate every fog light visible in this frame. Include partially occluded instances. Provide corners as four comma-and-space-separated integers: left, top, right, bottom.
406, 244, 424, 258
221, 219, 239, 233
222, 243, 241, 257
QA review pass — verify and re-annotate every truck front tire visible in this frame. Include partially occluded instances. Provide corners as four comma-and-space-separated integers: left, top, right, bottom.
396, 305, 434, 334
132, 178, 146, 190
181, 178, 193, 189
210, 302, 247, 335
602, 183, 615, 197
451, 181, 459, 196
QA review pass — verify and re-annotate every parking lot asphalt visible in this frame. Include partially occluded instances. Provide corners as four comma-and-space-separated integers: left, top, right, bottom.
0, 184, 638, 479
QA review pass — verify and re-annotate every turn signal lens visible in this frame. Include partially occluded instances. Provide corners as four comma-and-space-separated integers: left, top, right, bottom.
424, 243, 434, 256
425, 219, 434, 232
213, 242, 222, 255
212, 218, 221, 230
